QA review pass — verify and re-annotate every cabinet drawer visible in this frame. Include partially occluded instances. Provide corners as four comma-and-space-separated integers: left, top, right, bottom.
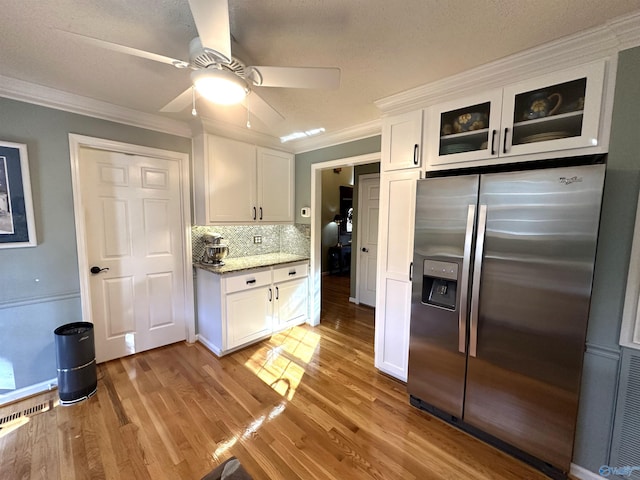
273, 263, 308, 283
224, 269, 272, 294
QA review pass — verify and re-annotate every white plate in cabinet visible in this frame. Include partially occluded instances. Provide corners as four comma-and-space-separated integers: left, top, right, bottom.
427, 61, 607, 169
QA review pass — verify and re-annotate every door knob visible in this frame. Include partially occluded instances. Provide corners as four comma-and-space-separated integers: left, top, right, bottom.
361, 247, 369, 252
90, 266, 109, 274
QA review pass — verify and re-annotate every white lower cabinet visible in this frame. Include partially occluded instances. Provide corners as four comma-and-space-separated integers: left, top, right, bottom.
197, 261, 308, 356
274, 277, 309, 332
226, 287, 272, 350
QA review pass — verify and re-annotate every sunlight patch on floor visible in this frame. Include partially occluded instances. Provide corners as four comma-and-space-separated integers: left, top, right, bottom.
243, 326, 320, 400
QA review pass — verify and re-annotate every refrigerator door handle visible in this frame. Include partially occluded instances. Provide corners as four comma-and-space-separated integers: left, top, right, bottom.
458, 204, 476, 354
469, 204, 487, 357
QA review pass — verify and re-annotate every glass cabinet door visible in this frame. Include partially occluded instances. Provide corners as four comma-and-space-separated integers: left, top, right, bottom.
428, 90, 503, 166
501, 61, 606, 156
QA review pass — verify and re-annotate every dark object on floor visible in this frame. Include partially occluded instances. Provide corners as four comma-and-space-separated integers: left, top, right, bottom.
201, 457, 253, 480
54, 322, 97, 405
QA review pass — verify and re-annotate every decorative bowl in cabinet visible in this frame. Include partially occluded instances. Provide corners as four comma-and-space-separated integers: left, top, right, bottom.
453, 112, 488, 133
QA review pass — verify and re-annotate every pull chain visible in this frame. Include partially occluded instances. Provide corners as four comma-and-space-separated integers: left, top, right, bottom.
191, 87, 197, 116
246, 94, 251, 129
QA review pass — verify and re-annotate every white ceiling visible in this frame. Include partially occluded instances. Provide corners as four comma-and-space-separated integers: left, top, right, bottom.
2, 1, 640, 145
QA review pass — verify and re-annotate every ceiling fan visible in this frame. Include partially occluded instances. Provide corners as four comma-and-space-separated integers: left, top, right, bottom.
62, 0, 341, 125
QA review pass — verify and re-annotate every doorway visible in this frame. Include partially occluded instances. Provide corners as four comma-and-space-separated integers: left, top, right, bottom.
309, 153, 380, 326
68, 135, 194, 363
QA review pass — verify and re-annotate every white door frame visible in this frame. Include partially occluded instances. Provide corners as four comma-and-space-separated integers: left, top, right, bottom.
68, 134, 196, 343
354, 173, 380, 305
310, 152, 380, 326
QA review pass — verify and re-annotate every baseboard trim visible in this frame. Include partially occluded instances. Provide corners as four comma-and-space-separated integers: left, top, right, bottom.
570, 463, 606, 480
0, 378, 58, 407
197, 335, 222, 357
349, 297, 358, 304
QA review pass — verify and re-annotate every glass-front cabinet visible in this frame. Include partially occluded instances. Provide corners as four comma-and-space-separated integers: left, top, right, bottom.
428, 90, 503, 166
427, 61, 606, 167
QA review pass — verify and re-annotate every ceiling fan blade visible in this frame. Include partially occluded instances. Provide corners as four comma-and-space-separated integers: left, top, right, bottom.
58, 30, 189, 68
248, 66, 341, 89
243, 92, 285, 125
188, 0, 231, 64
160, 87, 194, 113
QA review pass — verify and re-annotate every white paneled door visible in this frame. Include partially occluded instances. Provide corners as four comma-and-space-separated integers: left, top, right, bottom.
358, 175, 380, 306
78, 147, 188, 363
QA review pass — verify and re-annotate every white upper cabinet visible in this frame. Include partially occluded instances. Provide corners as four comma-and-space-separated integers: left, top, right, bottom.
257, 147, 295, 222
194, 135, 294, 224
427, 61, 607, 169
381, 110, 423, 171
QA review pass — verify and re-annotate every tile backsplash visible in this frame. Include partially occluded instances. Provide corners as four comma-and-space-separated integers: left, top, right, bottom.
192, 224, 310, 262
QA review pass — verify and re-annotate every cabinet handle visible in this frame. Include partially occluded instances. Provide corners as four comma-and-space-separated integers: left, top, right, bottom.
288, 270, 296, 276
413, 144, 419, 165
409, 262, 413, 281
246, 279, 256, 285
490, 129, 497, 155
503, 127, 509, 154
275, 286, 279, 300
253, 206, 256, 220
268, 287, 272, 302
259, 207, 263, 220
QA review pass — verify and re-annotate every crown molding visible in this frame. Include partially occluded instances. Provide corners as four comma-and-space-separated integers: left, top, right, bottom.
0, 74, 192, 138
375, 10, 640, 116
289, 119, 382, 154
607, 10, 640, 50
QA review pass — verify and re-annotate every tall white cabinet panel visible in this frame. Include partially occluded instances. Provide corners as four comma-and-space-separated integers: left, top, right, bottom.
381, 110, 423, 171
375, 170, 420, 381
257, 147, 295, 222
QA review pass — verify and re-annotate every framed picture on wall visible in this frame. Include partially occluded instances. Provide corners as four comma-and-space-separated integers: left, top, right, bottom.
0, 141, 37, 248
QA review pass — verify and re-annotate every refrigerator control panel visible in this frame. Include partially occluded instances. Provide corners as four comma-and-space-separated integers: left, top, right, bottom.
422, 260, 459, 310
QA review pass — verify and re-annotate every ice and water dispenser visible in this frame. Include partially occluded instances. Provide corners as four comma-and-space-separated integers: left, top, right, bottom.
421, 260, 458, 310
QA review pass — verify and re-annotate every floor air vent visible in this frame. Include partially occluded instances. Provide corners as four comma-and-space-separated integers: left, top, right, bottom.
610, 349, 640, 479
0, 400, 52, 429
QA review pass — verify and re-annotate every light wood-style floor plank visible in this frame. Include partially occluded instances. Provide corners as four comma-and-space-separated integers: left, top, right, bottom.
0, 275, 571, 479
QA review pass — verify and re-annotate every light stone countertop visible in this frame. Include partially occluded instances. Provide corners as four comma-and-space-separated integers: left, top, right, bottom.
194, 253, 309, 275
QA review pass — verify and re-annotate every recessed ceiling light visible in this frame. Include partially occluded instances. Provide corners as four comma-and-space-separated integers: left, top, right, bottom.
280, 128, 326, 143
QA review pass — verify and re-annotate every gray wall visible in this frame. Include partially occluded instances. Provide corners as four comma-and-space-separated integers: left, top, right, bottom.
0, 98, 190, 401
573, 47, 640, 472
294, 136, 382, 224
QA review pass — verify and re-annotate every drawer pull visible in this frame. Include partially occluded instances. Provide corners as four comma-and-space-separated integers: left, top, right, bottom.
288, 270, 297, 276
246, 279, 256, 285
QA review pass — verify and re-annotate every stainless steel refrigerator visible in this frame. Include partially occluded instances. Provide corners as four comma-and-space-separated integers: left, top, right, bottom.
407, 161, 605, 476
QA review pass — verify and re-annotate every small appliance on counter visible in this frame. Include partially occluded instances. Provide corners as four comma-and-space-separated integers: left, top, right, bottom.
200, 233, 229, 266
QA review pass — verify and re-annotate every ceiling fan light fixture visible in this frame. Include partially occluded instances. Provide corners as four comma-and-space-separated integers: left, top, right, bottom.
191, 68, 249, 105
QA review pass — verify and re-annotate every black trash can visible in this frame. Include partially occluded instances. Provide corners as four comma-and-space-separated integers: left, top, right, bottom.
54, 322, 97, 405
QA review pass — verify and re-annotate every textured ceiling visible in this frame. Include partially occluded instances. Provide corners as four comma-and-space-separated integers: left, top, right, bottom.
1, 1, 640, 142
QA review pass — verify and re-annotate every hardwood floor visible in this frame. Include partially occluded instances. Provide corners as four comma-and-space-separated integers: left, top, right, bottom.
1, 275, 554, 480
